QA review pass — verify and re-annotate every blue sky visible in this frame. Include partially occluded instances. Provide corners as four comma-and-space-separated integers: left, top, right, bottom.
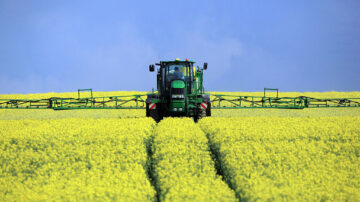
0, 0, 359, 93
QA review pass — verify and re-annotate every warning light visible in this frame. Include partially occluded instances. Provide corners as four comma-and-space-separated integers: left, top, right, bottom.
185, 59, 189, 61
175, 58, 180, 61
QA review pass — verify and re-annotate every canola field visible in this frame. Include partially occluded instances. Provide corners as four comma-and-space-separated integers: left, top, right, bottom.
200, 117, 360, 201
0, 118, 156, 201
0, 91, 360, 201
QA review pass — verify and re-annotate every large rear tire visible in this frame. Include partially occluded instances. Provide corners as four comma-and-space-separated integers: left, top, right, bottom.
146, 103, 150, 117
194, 106, 206, 123
206, 102, 211, 116
149, 109, 162, 123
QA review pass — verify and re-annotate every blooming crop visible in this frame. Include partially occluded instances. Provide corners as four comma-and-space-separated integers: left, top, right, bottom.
1, 91, 360, 201
0, 118, 156, 201
199, 117, 360, 201
152, 118, 236, 201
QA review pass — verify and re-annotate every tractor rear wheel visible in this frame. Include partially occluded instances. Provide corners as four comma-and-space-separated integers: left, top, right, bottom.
146, 103, 150, 117
149, 109, 162, 123
206, 102, 211, 116
194, 106, 206, 123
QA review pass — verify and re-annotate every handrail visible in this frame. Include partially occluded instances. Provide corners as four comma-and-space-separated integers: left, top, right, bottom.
264, 88, 279, 98
78, 88, 93, 99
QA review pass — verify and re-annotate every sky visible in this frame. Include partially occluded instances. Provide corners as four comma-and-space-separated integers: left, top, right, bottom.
0, 0, 359, 94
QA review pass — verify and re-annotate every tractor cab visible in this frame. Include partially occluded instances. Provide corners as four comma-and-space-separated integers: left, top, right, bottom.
162, 59, 194, 96
149, 58, 196, 97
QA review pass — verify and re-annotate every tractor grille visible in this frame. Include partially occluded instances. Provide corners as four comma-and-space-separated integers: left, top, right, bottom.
171, 88, 184, 95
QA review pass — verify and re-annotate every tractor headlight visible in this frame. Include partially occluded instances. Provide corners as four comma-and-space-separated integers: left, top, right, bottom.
173, 108, 177, 111
179, 108, 183, 111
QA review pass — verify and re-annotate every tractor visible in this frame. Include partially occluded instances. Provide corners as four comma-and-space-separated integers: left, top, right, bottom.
146, 58, 211, 122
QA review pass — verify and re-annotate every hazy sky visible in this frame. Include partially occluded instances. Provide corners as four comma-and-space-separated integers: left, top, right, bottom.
0, 0, 359, 93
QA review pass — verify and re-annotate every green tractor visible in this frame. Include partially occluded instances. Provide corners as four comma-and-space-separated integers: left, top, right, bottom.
146, 58, 211, 122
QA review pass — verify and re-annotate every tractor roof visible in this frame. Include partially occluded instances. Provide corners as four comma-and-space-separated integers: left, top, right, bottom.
161, 59, 195, 63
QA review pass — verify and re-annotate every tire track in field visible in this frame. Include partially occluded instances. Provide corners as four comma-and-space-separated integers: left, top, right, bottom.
198, 124, 241, 201
146, 123, 160, 202
150, 118, 237, 201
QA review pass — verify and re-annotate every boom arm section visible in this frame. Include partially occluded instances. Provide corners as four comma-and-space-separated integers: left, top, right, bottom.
0, 98, 55, 109
209, 88, 360, 109
210, 95, 360, 109
0, 95, 148, 110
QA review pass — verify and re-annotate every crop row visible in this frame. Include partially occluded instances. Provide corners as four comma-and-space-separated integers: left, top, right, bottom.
151, 118, 236, 201
2, 107, 360, 121
0, 109, 145, 120
0, 118, 156, 201
210, 108, 360, 118
199, 117, 360, 201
